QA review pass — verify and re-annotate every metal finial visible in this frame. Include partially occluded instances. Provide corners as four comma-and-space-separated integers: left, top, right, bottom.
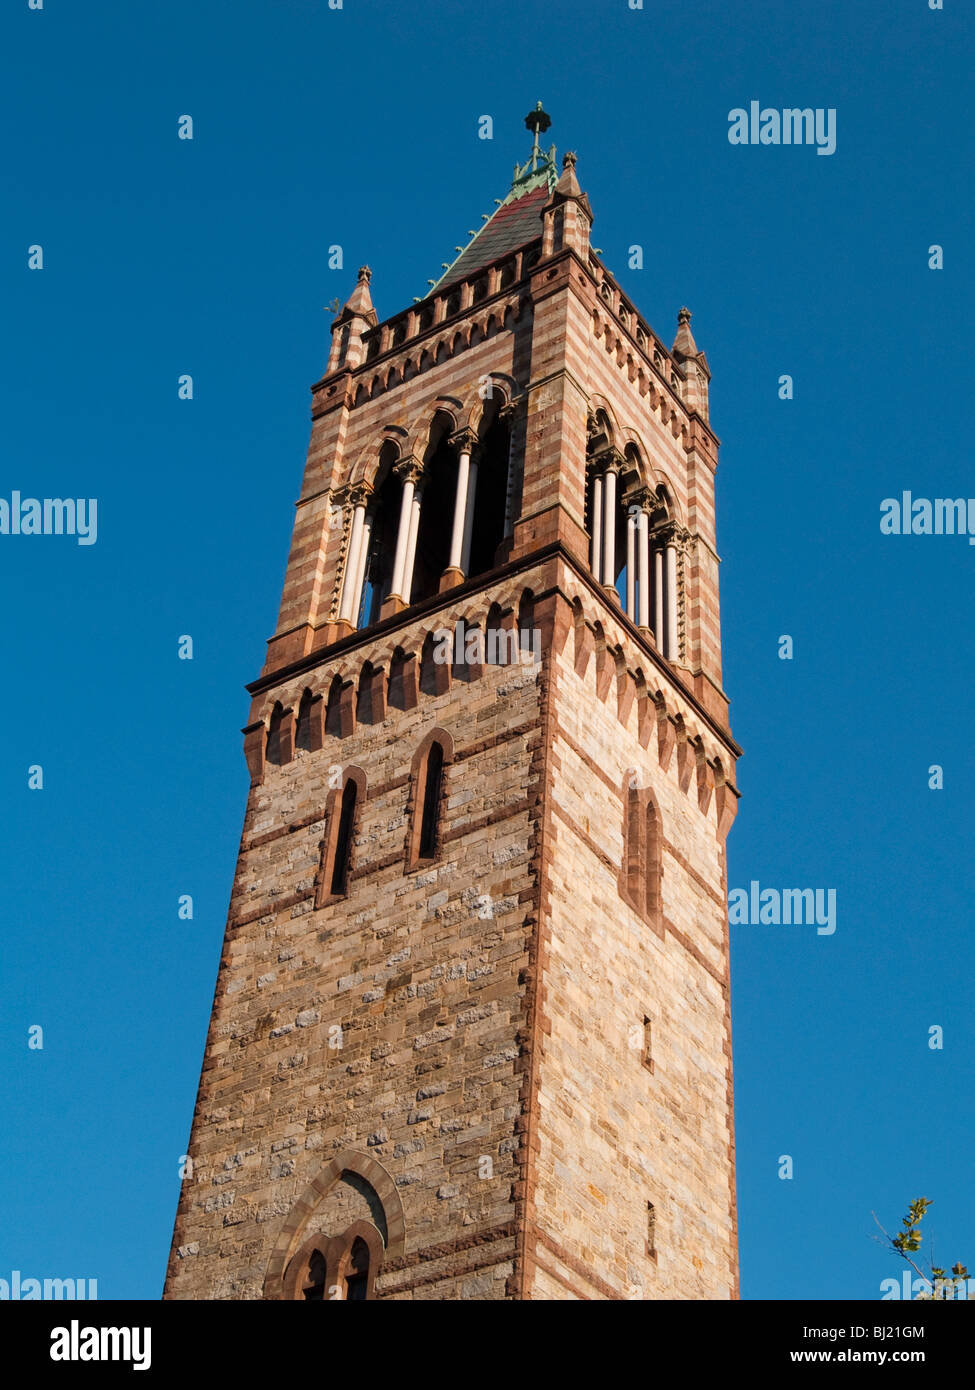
524, 101, 552, 171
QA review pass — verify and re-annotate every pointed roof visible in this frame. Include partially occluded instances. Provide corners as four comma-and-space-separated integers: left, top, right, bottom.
334, 265, 377, 327
671, 307, 699, 358
428, 103, 559, 293
671, 307, 711, 380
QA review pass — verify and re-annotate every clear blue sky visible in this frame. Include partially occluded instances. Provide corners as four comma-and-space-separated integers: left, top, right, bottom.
2, 0, 972, 1300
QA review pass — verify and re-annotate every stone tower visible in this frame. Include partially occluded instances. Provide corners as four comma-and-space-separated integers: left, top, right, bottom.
164, 106, 741, 1302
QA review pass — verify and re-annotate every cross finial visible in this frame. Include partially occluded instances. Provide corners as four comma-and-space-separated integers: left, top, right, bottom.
524, 100, 552, 171
357, 265, 372, 284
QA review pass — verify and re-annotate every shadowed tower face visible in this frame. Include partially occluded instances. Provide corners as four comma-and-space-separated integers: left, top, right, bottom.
164, 105, 741, 1302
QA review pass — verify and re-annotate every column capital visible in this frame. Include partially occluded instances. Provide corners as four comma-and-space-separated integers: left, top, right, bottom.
393, 456, 423, 487
624, 485, 655, 514
654, 518, 688, 547
591, 446, 625, 476
347, 482, 374, 508
449, 427, 479, 455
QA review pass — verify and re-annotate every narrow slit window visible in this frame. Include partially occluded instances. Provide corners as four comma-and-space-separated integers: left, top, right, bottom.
626, 780, 643, 903
330, 779, 358, 896
418, 741, 444, 860
645, 800, 660, 918
643, 1016, 653, 1072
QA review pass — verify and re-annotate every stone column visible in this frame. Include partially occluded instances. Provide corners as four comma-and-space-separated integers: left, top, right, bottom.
637, 506, 651, 632
665, 535, 679, 660
351, 514, 373, 625
448, 450, 470, 570
402, 487, 421, 605
338, 498, 367, 625
654, 544, 664, 649
388, 475, 416, 602
382, 462, 422, 619
460, 447, 480, 575
601, 464, 617, 589
502, 408, 518, 540
441, 429, 478, 590
590, 472, 603, 576
626, 507, 638, 621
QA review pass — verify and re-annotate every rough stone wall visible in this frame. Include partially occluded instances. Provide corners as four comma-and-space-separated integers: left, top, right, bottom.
165, 619, 543, 1300
523, 571, 737, 1300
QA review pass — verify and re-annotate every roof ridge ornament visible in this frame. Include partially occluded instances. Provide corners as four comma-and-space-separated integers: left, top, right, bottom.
524, 101, 552, 171
510, 101, 556, 192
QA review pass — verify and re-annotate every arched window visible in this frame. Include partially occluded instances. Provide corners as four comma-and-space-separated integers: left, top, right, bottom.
265, 1151, 410, 1303
324, 675, 344, 739
388, 647, 418, 712
466, 400, 510, 579
295, 689, 314, 754
620, 772, 662, 930
625, 778, 642, 897
420, 630, 450, 697
645, 797, 661, 918
282, 1221, 384, 1302
585, 412, 626, 602
407, 732, 452, 870
303, 1249, 326, 1301
518, 590, 537, 664
358, 444, 401, 626
418, 741, 444, 859
342, 1237, 371, 1301
317, 769, 365, 907
266, 702, 284, 766
330, 780, 357, 896
410, 412, 456, 603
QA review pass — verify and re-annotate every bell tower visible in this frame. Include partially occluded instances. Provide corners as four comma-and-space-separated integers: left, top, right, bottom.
164, 106, 740, 1301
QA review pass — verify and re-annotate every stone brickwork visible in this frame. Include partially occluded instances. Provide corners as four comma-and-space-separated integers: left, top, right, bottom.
522, 573, 736, 1300
165, 586, 543, 1299
166, 130, 740, 1300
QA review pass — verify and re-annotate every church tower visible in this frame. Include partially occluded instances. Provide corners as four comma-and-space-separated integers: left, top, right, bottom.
164, 106, 741, 1301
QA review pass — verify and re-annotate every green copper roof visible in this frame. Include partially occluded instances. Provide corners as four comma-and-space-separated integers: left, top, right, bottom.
426, 105, 558, 295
